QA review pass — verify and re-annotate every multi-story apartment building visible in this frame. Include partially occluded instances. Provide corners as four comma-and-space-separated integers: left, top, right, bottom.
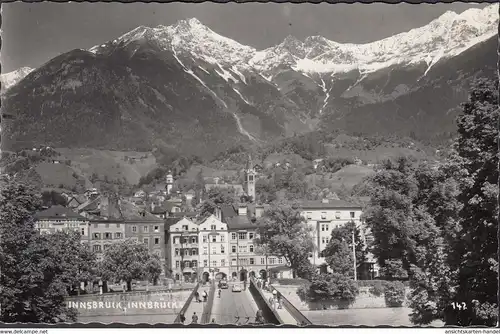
300, 198, 363, 266
166, 217, 200, 282
220, 203, 289, 281
89, 218, 126, 261
34, 205, 90, 242
123, 209, 167, 274
198, 215, 229, 282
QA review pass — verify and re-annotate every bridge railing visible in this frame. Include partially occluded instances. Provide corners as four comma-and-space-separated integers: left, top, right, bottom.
174, 282, 200, 323
201, 281, 216, 324
248, 277, 282, 325
270, 284, 312, 325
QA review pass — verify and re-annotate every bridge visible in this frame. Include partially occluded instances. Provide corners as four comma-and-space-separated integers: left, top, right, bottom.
176, 277, 312, 325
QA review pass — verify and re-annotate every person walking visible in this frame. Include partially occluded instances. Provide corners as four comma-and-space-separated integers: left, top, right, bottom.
191, 312, 199, 324
193, 291, 198, 302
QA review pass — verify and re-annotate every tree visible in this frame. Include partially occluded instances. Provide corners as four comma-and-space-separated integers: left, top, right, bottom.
198, 187, 236, 219
98, 240, 162, 291
450, 79, 499, 326
0, 182, 94, 323
41, 190, 67, 207
321, 221, 365, 278
255, 202, 315, 278
298, 272, 358, 305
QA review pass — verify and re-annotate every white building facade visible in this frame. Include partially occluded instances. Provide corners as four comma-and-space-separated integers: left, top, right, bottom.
300, 199, 364, 267
167, 217, 200, 282
198, 215, 230, 282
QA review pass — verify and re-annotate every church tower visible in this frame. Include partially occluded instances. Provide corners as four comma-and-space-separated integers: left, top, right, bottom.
166, 170, 173, 194
245, 155, 256, 201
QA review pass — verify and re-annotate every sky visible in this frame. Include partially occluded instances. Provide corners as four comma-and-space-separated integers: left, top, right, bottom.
1, 2, 489, 72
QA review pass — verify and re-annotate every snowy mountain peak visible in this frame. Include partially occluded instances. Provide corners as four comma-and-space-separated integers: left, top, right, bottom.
1, 67, 33, 91
85, 4, 498, 75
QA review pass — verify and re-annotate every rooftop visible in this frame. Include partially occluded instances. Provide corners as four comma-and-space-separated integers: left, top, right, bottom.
35, 205, 86, 220
299, 199, 361, 209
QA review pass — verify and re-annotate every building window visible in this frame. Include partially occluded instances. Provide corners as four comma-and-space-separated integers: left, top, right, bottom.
116, 223, 120, 228
250, 258, 255, 265
204, 260, 208, 267
321, 225, 325, 231
212, 260, 217, 267
231, 259, 237, 266
203, 235, 207, 243
104, 232, 112, 240
335, 211, 341, 219
132, 226, 137, 233
211, 246, 216, 254
269, 257, 276, 265
115, 232, 122, 238
211, 225, 216, 230
278, 257, 283, 264
325, 224, 329, 231
322, 237, 325, 244
154, 237, 160, 245
81, 228, 85, 236
203, 247, 208, 255
211, 235, 217, 243
350, 212, 355, 218
220, 235, 225, 242
221, 245, 225, 254
176, 261, 180, 268
321, 212, 327, 219
175, 248, 179, 256
306, 212, 312, 220
143, 226, 148, 232
248, 232, 254, 240
221, 259, 225, 267
326, 238, 329, 244
249, 245, 254, 253
238, 232, 246, 240
231, 233, 237, 240
143, 238, 149, 244
232, 245, 237, 253
155, 226, 160, 232
238, 246, 246, 253
192, 260, 198, 268
93, 245, 101, 252
93, 233, 101, 240
261, 258, 265, 265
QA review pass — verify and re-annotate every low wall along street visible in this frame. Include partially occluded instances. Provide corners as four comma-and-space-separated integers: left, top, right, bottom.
66, 289, 191, 323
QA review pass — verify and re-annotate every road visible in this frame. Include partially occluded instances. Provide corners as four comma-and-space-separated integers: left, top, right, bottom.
211, 281, 259, 325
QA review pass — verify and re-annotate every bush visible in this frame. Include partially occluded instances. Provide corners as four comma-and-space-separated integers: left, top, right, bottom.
383, 281, 406, 307
368, 281, 385, 297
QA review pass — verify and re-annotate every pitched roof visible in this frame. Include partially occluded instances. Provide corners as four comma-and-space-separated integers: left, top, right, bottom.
224, 215, 260, 230
299, 199, 361, 209
35, 205, 86, 220
119, 200, 164, 222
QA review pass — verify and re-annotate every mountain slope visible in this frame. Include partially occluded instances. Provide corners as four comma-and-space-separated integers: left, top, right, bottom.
1, 4, 497, 155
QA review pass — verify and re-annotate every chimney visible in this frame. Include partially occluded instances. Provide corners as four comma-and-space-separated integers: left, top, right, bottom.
214, 177, 219, 185
321, 198, 329, 204
255, 205, 264, 218
238, 204, 247, 216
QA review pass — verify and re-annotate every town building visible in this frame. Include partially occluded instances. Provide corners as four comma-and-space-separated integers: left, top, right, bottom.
218, 203, 290, 281
204, 177, 245, 197
89, 218, 126, 261
166, 217, 200, 282
299, 198, 378, 278
166, 170, 174, 194
34, 205, 90, 242
198, 214, 230, 282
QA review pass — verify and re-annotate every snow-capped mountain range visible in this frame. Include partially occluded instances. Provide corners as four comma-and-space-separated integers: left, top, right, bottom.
1, 4, 498, 156
90, 4, 497, 77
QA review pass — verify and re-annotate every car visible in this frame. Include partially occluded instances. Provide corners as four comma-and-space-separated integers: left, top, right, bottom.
232, 283, 242, 292
219, 280, 229, 289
